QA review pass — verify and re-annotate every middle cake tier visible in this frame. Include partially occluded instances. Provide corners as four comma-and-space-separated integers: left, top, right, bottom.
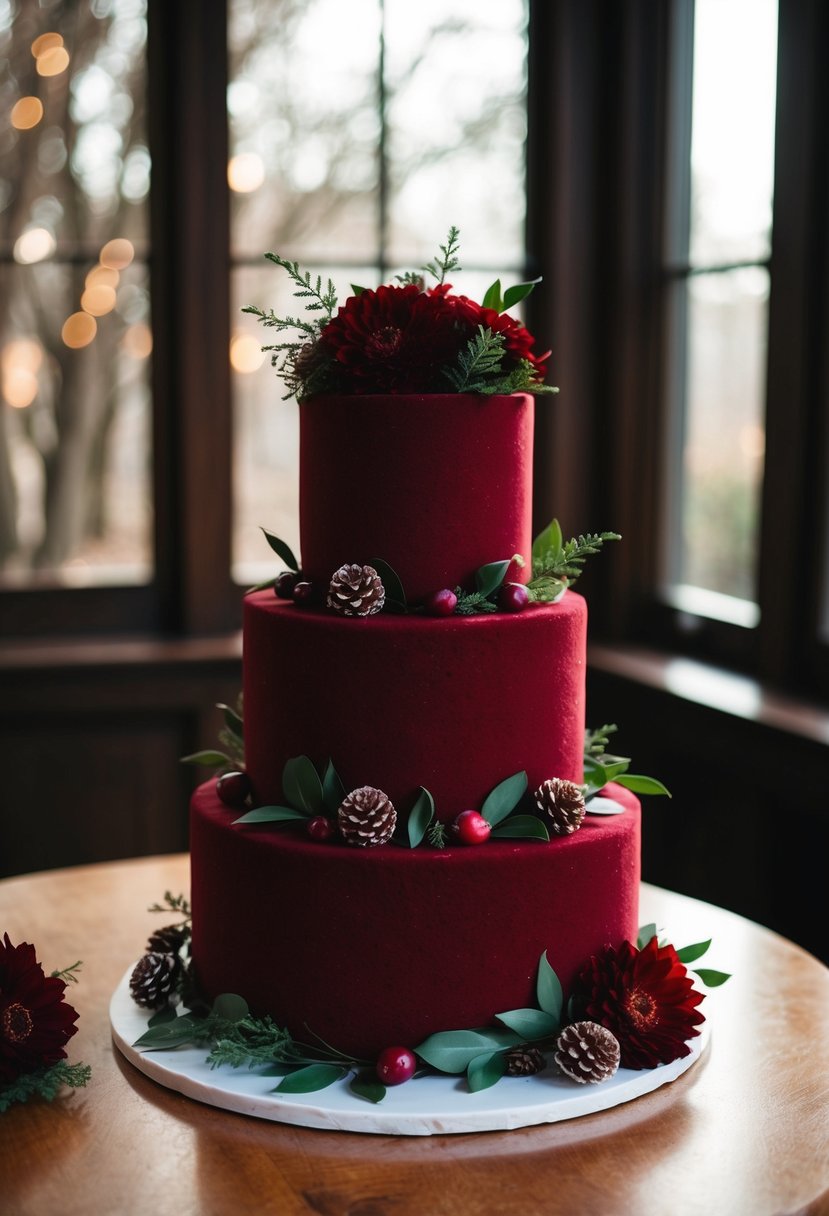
243, 589, 586, 820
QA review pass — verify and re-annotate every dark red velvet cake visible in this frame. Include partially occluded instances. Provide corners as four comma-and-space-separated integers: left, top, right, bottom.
189, 391, 642, 1058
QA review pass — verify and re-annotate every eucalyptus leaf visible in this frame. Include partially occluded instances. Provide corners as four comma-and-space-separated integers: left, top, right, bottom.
211, 993, 249, 1022
408, 787, 435, 848
322, 759, 346, 815
582, 756, 609, 786
258, 1063, 300, 1077
274, 1063, 346, 1093
532, 518, 563, 564
481, 279, 503, 312
599, 760, 631, 783
368, 557, 407, 611
615, 774, 672, 797
180, 750, 231, 768
481, 770, 528, 826
217, 703, 244, 741
133, 1015, 197, 1050
494, 1008, 558, 1039
350, 1071, 387, 1104
490, 816, 549, 842
467, 1050, 506, 1093
283, 755, 324, 814
676, 939, 712, 965
637, 923, 658, 949
536, 951, 563, 1021
475, 559, 511, 599
584, 796, 626, 816
260, 528, 299, 572
692, 968, 731, 987
415, 1027, 520, 1074
147, 1005, 178, 1028
502, 278, 541, 310
233, 805, 309, 825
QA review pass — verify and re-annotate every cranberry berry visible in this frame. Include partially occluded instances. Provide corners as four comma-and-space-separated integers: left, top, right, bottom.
499, 582, 530, 613
452, 809, 491, 845
307, 815, 335, 842
376, 1045, 417, 1086
274, 570, 299, 598
423, 588, 458, 617
216, 770, 252, 808
292, 580, 315, 605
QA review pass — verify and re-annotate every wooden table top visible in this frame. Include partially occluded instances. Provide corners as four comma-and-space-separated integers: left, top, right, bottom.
1, 855, 828, 1216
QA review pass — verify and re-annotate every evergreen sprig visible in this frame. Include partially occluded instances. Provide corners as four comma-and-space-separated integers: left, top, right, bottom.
453, 587, 498, 615
427, 819, 448, 849
51, 961, 83, 984
585, 724, 618, 759
147, 891, 192, 923
261, 254, 338, 320
423, 225, 461, 284
531, 528, 622, 588
0, 1060, 92, 1113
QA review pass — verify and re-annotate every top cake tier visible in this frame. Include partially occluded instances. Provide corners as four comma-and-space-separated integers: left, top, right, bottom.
299, 393, 533, 601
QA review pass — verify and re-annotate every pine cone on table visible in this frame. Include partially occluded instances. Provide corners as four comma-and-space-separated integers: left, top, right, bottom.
504, 1045, 547, 1076
534, 777, 586, 835
554, 1021, 621, 1084
338, 786, 397, 847
129, 952, 182, 1009
327, 564, 386, 617
146, 923, 191, 955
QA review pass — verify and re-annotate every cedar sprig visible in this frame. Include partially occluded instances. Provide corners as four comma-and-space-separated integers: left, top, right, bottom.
531, 529, 622, 587
148, 891, 192, 924
261, 253, 338, 320
585, 724, 618, 759
453, 587, 498, 615
0, 1061, 92, 1113
444, 328, 556, 396
51, 961, 83, 984
423, 224, 461, 284
427, 819, 448, 849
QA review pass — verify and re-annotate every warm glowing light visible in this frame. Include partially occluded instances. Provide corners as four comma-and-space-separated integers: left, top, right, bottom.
85, 265, 120, 290
739, 423, 766, 461
121, 323, 153, 359
13, 227, 56, 264
99, 238, 134, 270
36, 46, 70, 77
81, 284, 117, 316
227, 152, 265, 193
61, 312, 97, 349
2, 340, 44, 409
3, 368, 38, 408
230, 333, 266, 373
31, 32, 64, 58
11, 97, 44, 130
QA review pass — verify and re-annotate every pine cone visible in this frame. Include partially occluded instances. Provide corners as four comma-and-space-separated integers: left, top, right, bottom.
129, 952, 182, 1009
338, 786, 397, 847
504, 1045, 546, 1077
146, 923, 190, 955
554, 1021, 621, 1084
534, 777, 586, 835
327, 564, 385, 617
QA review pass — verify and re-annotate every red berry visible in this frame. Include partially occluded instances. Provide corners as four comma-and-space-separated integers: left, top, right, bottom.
376, 1045, 417, 1086
216, 770, 252, 807
452, 809, 491, 845
499, 582, 530, 613
292, 580, 315, 605
275, 571, 299, 598
423, 588, 458, 617
307, 815, 334, 841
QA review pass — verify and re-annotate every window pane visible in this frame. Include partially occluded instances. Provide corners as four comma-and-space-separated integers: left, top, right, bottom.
0, 0, 151, 587
689, 0, 778, 265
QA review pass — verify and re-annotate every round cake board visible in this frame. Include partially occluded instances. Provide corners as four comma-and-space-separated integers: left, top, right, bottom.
110, 969, 707, 1137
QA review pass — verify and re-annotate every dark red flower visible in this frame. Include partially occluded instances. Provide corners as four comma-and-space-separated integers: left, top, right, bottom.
0, 933, 79, 1084
572, 936, 705, 1070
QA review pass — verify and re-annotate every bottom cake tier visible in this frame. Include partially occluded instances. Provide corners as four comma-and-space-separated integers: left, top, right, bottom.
189, 781, 641, 1060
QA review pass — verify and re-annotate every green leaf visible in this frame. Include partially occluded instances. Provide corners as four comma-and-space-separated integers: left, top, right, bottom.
211, 994, 249, 1022
481, 279, 504, 312
615, 774, 672, 797
260, 527, 299, 572
494, 1008, 559, 1039
133, 1015, 198, 1050
350, 284, 366, 296
233, 804, 309, 825
600, 760, 631, 783
532, 518, 563, 564
637, 923, 658, 950
274, 1063, 346, 1093
180, 750, 231, 768
692, 968, 731, 987
475, 559, 511, 599
490, 816, 550, 842
321, 759, 346, 815
216, 703, 244, 741
676, 939, 712, 965
536, 951, 563, 1021
408, 787, 435, 848
147, 1005, 178, 1028
415, 1027, 520, 1074
368, 557, 407, 611
349, 1071, 387, 1104
481, 770, 528, 826
283, 755, 324, 814
467, 1050, 506, 1093
503, 277, 541, 310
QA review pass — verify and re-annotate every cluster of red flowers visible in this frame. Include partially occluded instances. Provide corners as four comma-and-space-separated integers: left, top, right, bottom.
0, 933, 80, 1084
317, 282, 549, 395
573, 935, 706, 1069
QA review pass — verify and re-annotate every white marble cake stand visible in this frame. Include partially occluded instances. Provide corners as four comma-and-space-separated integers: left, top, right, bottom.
110, 969, 707, 1136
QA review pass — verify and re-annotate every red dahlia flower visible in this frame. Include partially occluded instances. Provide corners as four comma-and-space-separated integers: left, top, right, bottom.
0, 933, 79, 1084
573, 936, 705, 1070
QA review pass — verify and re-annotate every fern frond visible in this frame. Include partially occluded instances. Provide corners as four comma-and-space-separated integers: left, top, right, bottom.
423, 225, 461, 284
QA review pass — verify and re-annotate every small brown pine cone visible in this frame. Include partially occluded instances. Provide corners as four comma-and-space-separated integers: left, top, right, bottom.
534, 777, 586, 835
146, 923, 190, 955
338, 786, 397, 847
504, 1045, 547, 1077
129, 952, 182, 1009
327, 564, 385, 617
554, 1021, 621, 1084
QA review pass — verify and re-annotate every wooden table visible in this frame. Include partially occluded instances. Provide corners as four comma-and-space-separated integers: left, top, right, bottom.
1, 856, 828, 1216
